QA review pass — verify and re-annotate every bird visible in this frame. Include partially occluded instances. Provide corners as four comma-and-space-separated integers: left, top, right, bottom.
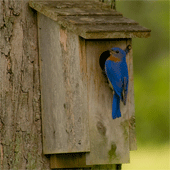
99, 45, 131, 119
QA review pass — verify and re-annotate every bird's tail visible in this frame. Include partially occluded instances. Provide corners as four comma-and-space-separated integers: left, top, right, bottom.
112, 93, 121, 119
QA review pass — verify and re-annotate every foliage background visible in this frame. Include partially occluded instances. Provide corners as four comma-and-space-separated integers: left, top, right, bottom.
116, 1, 169, 169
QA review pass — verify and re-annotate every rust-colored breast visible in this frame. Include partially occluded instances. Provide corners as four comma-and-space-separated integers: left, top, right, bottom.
107, 55, 121, 62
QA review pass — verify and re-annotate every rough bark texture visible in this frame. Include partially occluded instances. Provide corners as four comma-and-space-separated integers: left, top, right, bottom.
0, 0, 50, 169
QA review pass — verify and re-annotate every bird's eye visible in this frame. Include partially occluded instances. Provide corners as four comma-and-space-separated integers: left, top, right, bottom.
116, 50, 119, 53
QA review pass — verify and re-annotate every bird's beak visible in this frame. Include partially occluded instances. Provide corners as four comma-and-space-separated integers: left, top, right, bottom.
109, 50, 116, 56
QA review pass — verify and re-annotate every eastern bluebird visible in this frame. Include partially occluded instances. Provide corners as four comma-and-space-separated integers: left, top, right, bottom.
99, 45, 131, 119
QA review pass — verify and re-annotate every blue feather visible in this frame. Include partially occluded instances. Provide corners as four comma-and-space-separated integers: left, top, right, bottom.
104, 47, 129, 119
112, 93, 121, 119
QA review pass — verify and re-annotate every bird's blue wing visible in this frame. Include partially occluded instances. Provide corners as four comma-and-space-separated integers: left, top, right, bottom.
105, 60, 123, 97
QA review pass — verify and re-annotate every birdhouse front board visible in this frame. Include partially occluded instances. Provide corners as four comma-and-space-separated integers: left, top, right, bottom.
29, 1, 150, 168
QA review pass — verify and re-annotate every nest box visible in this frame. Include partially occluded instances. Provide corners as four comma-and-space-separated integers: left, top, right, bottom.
29, 1, 151, 169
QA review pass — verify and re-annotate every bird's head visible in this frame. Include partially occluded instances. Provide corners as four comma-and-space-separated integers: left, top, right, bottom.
110, 47, 126, 60
99, 45, 131, 71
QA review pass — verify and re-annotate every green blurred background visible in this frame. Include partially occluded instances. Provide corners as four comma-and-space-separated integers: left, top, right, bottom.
116, 1, 169, 170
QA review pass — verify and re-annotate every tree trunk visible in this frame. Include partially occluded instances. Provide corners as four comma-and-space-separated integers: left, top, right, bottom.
0, 0, 50, 169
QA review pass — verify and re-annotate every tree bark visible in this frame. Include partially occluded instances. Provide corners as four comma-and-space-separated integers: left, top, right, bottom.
0, 0, 50, 169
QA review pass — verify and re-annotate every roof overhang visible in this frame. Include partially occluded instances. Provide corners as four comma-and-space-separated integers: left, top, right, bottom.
29, 1, 151, 39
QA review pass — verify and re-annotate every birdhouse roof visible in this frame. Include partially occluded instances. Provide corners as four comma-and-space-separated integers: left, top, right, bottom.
29, 1, 151, 39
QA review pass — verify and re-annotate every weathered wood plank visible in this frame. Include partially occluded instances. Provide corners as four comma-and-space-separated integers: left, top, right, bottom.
50, 8, 122, 16
38, 13, 90, 154
29, 1, 151, 39
29, 1, 122, 17
45, 1, 111, 9
29, 1, 116, 9
50, 153, 117, 169
50, 153, 89, 169
126, 39, 137, 151
83, 24, 150, 33
85, 40, 130, 165
81, 31, 151, 39
60, 16, 138, 25
56, 19, 150, 39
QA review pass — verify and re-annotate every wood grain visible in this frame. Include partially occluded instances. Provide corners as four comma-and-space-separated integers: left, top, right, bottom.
85, 40, 131, 165
38, 13, 90, 154
29, 1, 151, 39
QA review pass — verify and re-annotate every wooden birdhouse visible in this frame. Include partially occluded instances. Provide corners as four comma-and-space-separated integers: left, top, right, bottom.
29, 1, 151, 169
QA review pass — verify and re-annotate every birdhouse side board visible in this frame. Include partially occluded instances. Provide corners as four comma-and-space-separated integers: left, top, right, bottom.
38, 13, 90, 154
126, 39, 137, 151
